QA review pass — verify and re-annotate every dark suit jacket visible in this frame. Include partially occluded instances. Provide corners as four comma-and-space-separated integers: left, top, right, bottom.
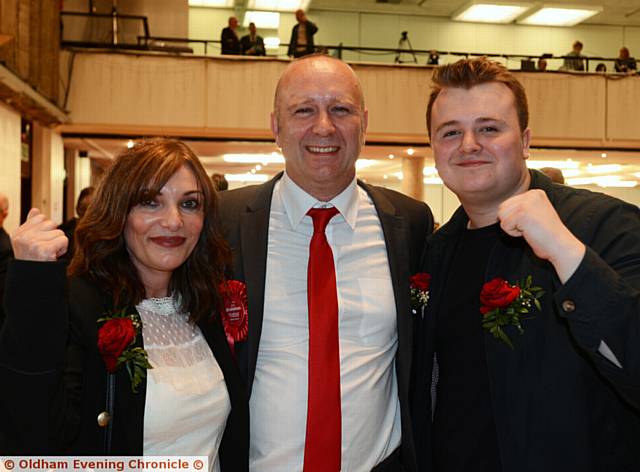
413, 170, 640, 471
0, 261, 248, 470
240, 34, 265, 56
221, 27, 240, 55
218, 173, 433, 471
287, 20, 318, 57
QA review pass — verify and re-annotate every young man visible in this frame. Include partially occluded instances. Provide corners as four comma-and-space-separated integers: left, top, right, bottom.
413, 58, 640, 471
219, 55, 433, 471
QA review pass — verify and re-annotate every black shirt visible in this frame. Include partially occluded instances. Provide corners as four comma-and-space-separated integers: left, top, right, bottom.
433, 223, 502, 472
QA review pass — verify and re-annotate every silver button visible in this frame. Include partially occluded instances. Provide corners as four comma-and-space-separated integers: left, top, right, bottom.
97, 411, 111, 427
561, 300, 576, 312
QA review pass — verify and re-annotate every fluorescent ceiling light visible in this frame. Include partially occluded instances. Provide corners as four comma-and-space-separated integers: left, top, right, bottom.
188, 0, 234, 7
222, 153, 285, 164
453, 2, 531, 23
247, 0, 311, 12
243, 11, 280, 29
518, 5, 602, 26
527, 159, 580, 170
225, 173, 270, 183
264, 37, 281, 48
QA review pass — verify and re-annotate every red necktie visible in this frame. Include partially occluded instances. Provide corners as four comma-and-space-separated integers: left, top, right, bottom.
303, 207, 341, 472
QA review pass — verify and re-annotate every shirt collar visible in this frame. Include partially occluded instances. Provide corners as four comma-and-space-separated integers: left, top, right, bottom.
280, 172, 359, 230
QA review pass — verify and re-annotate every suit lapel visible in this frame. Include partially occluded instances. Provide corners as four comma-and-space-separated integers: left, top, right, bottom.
239, 175, 280, 395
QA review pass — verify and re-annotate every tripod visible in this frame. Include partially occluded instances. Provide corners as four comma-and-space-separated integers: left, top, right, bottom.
395, 31, 417, 64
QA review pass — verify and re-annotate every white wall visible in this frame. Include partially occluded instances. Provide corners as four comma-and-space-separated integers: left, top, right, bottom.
32, 125, 65, 225
189, 7, 640, 68
0, 102, 21, 233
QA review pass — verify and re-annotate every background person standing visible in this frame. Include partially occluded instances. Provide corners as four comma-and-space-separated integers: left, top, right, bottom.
241, 23, 265, 56
287, 10, 318, 58
221, 16, 241, 55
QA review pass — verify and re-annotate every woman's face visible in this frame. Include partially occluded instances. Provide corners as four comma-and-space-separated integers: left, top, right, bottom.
124, 165, 204, 293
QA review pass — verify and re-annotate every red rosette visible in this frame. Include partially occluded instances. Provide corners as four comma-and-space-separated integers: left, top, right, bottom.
220, 280, 249, 356
97, 318, 136, 373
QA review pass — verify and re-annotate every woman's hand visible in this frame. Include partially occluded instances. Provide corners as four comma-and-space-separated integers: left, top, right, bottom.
11, 208, 68, 261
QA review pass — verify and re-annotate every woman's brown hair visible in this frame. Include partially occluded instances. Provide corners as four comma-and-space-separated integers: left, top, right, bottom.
69, 139, 229, 322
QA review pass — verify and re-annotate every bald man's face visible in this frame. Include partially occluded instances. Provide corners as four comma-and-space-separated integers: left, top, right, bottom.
271, 58, 368, 200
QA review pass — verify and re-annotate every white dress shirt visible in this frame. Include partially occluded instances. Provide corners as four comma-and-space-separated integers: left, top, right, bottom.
249, 173, 401, 472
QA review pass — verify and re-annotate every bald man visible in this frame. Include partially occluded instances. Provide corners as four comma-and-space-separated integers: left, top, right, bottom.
218, 55, 432, 471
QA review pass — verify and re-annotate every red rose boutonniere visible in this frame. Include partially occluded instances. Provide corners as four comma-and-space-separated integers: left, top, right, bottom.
480, 276, 544, 349
219, 280, 249, 356
97, 308, 152, 393
410, 273, 431, 318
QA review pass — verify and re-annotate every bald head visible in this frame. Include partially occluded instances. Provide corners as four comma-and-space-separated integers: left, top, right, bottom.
273, 55, 365, 120
270, 54, 369, 201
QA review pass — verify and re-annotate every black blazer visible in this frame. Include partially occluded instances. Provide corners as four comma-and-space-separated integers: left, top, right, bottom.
287, 20, 318, 57
218, 173, 433, 472
412, 170, 640, 471
221, 27, 240, 55
240, 34, 265, 56
0, 261, 248, 470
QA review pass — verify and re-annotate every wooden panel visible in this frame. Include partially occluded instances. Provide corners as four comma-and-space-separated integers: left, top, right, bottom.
205, 58, 283, 130
28, 0, 39, 95
16, 0, 28, 78
61, 52, 640, 148
67, 53, 208, 127
39, 0, 59, 102
0, 0, 17, 70
356, 64, 432, 137
520, 72, 606, 141
606, 76, 640, 141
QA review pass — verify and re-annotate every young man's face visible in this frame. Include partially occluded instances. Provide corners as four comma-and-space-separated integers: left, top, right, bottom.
430, 82, 531, 208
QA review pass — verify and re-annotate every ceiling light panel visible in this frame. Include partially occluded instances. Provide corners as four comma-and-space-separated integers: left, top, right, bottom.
243, 11, 280, 28
247, 0, 311, 12
188, 0, 234, 7
518, 5, 602, 26
453, 2, 531, 23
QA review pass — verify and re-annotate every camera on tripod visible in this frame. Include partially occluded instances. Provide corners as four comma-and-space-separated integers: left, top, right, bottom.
395, 31, 417, 64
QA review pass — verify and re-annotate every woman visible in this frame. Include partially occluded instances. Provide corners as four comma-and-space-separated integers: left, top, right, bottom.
0, 140, 247, 470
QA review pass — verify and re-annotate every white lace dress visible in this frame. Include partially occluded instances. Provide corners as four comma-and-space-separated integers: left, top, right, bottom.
137, 297, 231, 472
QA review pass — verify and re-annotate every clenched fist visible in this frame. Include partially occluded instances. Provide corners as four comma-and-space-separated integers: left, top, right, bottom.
497, 189, 586, 283
11, 208, 68, 261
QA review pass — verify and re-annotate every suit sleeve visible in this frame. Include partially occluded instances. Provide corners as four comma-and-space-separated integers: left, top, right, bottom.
307, 21, 318, 36
0, 260, 83, 453
287, 25, 296, 56
555, 202, 640, 408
